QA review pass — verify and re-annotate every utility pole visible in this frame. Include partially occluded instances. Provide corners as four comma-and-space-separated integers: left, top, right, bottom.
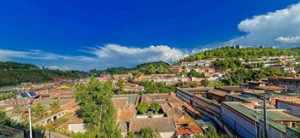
28, 104, 33, 138
262, 94, 268, 138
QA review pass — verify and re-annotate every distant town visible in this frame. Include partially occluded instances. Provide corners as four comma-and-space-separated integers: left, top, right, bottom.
2, 46, 300, 138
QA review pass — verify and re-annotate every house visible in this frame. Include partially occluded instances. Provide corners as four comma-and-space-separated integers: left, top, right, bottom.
129, 118, 176, 138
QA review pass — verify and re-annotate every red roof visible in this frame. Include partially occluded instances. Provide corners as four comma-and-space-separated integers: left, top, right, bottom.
176, 126, 202, 136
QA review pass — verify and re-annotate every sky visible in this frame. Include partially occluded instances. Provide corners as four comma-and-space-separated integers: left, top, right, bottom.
1, 0, 300, 70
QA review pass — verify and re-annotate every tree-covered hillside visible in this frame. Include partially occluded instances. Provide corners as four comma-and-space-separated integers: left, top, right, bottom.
135, 61, 170, 74
182, 46, 295, 62
92, 61, 171, 75
0, 61, 87, 86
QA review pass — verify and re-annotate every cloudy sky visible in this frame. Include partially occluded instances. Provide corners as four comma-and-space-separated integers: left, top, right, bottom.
0, 0, 300, 70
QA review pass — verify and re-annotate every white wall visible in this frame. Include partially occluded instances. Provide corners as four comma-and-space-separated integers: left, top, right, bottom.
68, 123, 86, 133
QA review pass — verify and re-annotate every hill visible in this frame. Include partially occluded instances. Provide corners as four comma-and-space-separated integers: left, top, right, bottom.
92, 61, 171, 75
182, 46, 295, 62
0, 61, 87, 87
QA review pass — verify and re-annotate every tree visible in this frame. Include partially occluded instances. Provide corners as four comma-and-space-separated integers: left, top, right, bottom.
139, 128, 159, 138
142, 81, 159, 93
50, 99, 60, 113
127, 131, 135, 138
142, 81, 175, 93
75, 77, 121, 138
187, 69, 205, 78
150, 103, 161, 114
137, 102, 149, 114
136, 61, 170, 74
32, 103, 45, 118
0, 110, 9, 125
195, 126, 228, 138
117, 79, 126, 93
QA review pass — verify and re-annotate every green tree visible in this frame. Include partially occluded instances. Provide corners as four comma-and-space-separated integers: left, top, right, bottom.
50, 99, 60, 113
75, 77, 121, 138
142, 81, 175, 93
0, 110, 9, 125
127, 131, 136, 138
32, 103, 45, 118
187, 69, 205, 78
139, 128, 159, 138
136, 61, 170, 74
195, 126, 228, 138
117, 79, 126, 93
150, 103, 161, 114
137, 102, 149, 114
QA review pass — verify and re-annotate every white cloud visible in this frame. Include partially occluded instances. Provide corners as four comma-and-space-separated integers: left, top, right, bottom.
90, 44, 187, 68
0, 49, 30, 60
0, 44, 187, 70
0, 49, 96, 62
275, 36, 300, 44
231, 2, 300, 47
46, 65, 70, 71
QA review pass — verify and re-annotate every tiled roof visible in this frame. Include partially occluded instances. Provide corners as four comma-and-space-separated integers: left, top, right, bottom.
130, 118, 176, 132
175, 126, 202, 136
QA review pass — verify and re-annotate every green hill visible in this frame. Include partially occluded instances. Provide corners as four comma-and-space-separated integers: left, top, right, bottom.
92, 61, 171, 75
0, 61, 87, 87
182, 46, 295, 62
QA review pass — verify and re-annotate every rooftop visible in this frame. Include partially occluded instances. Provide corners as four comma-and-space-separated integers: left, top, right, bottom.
130, 118, 176, 132
275, 96, 300, 106
223, 102, 300, 122
208, 89, 229, 97
269, 77, 300, 81
255, 85, 284, 92
217, 86, 244, 93
223, 102, 300, 132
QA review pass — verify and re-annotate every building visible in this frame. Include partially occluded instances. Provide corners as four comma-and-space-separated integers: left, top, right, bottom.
268, 77, 300, 92
114, 93, 203, 138
129, 118, 176, 138
221, 102, 300, 138
272, 96, 300, 117
67, 116, 86, 133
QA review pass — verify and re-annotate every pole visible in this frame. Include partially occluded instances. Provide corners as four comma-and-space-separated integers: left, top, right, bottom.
28, 104, 33, 138
263, 94, 268, 138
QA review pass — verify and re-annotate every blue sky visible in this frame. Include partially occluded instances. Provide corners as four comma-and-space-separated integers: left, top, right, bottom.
1, 0, 300, 70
